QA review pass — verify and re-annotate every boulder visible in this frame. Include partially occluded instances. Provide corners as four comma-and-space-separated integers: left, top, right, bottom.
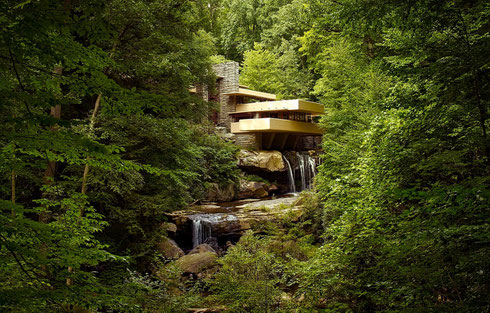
238, 150, 285, 172
188, 243, 216, 255
162, 222, 177, 235
213, 218, 252, 235
268, 184, 279, 193
237, 180, 269, 199
206, 183, 236, 202
156, 238, 184, 259
176, 252, 217, 274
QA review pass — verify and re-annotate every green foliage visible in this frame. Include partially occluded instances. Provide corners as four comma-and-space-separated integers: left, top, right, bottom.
73, 116, 239, 262
217, 0, 290, 61
287, 191, 323, 242
298, 0, 490, 311
242, 174, 270, 184
107, 265, 200, 312
2, 0, 489, 311
210, 231, 283, 312
240, 43, 312, 99
0, 190, 120, 311
0, 0, 224, 310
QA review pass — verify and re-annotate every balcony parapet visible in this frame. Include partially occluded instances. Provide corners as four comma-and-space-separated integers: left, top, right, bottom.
231, 99, 323, 115
231, 118, 323, 135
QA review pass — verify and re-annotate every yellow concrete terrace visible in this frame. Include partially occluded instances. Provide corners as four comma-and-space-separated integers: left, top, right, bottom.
229, 99, 323, 135
233, 99, 324, 115
222, 88, 277, 101
231, 117, 323, 135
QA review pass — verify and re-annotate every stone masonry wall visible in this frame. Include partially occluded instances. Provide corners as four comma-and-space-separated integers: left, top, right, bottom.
235, 134, 259, 150
212, 62, 239, 131
297, 135, 322, 151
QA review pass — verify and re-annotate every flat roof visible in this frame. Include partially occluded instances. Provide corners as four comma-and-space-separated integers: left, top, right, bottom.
222, 88, 277, 101
229, 99, 324, 115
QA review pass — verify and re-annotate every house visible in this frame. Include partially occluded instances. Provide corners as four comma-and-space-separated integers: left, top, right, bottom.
197, 62, 323, 150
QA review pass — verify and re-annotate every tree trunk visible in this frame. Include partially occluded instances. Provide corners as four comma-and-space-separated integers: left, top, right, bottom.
11, 169, 15, 217
472, 70, 488, 159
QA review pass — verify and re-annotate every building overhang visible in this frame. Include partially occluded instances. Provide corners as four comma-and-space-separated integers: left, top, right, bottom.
230, 99, 324, 115
222, 88, 277, 101
231, 118, 323, 135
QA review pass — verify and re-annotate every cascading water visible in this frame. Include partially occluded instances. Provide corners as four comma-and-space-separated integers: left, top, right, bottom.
188, 213, 237, 248
284, 152, 318, 192
282, 155, 296, 194
297, 152, 307, 190
307, 155, 317, 189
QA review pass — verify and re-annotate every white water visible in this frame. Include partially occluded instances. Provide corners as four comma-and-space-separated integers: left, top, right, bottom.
188, 213, 237, 248
283, 155, 296, 194
284, 152, 317, 192
297, 152, 307, 190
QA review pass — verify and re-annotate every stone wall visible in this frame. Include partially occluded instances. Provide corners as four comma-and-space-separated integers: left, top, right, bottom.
212, 62, 239, 131
235, 133, 260, 150
297, 135, 322, 151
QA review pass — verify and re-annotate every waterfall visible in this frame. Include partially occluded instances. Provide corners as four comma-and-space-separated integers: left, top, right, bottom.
188, 213, 237, 248
293, 152, 318, 191
282, 155, 296, 194
297, 152, 307, 190
307, 155, 317, 189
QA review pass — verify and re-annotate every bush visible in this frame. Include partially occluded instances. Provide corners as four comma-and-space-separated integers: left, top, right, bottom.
209, 232, 283, 312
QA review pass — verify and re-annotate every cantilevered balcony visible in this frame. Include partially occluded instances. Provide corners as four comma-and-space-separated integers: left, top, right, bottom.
222, 88, 277, 101
231, 118, 322, 135
229, 99, 324, 136
233, 99, 324, 115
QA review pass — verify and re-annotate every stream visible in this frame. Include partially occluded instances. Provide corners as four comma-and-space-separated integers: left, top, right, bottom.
181, 152, 318, 249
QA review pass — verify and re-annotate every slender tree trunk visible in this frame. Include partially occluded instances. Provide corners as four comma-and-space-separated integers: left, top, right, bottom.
80, 93, 102, 197
68, 23, 125, 290
11, 170, 15, 216
472, 70, 488, 159
66, 95, 102, 288
66, 266, 73, 286
11, 142, 16, 217
43, 66, 63, 184
36, 65, 64, 281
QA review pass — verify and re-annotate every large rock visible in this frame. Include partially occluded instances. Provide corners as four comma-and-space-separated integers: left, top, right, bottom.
238, 150, 285, 172
156, 238, 184, 259
237, 180, 269, 199
206, 183, 236, 202
176, 252, 217, 274
162, 222, 177, 235
188, 243, 216, 255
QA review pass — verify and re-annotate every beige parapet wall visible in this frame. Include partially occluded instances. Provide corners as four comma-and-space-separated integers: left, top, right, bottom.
222, 88, 277, 101
231, 118, 323, 135
231, 99, 324, 115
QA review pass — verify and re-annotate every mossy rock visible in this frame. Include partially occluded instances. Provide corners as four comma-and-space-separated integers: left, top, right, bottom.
176, 252, 218, 274
156, 238, 184, 259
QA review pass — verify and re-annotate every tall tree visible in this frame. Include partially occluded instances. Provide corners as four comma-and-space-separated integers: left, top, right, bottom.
0, 0, 220, 310
298, 0, 490, 311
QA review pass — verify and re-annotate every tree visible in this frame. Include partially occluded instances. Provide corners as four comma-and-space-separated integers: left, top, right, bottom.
297, 0, 490, 311
0, 0, 220, 310
240, 43, 314, 99
217, 0, 290, 61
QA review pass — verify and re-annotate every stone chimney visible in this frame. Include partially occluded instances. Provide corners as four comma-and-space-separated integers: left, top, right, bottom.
212, 62, 239, 130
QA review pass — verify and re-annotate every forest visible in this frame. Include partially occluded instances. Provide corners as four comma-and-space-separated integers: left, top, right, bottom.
0, 0, 488, 312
